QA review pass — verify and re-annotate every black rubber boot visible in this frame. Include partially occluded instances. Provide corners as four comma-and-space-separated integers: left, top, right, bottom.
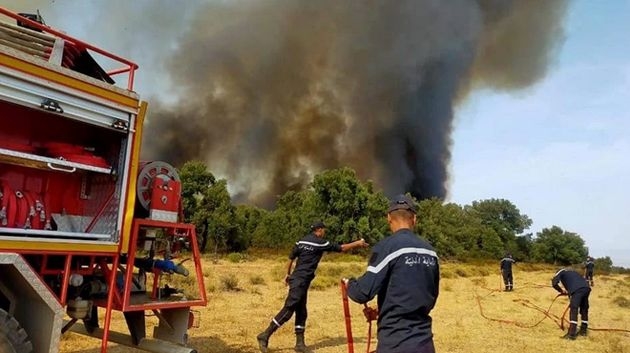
295, 332, 307, 352
579, 323, 588, 336
563, 323, 577, 340
257, 322, 278, 353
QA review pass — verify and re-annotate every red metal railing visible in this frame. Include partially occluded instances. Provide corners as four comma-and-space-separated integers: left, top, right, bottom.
0, 7, 139, 90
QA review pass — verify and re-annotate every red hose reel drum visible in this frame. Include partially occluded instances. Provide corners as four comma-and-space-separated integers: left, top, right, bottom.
0, 182, 50, 229
136, 161, 182, 223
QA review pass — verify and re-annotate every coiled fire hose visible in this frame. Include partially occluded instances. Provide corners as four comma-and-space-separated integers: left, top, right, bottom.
340, 280, 376, 353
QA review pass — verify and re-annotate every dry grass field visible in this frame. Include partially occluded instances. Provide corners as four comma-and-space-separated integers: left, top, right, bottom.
59, 252, 630, 353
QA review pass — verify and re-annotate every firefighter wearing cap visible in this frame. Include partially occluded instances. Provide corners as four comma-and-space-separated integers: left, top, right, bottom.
584, 257, 595, 286
345, 194, 440, 353
500, 253, 516, 291
257, 221, 368, 353
551, 268, 591, 339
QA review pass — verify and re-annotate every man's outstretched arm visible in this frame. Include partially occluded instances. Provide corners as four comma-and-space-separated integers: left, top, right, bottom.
341, 238, 369, 252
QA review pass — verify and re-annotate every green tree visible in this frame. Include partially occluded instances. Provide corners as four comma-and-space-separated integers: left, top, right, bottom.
593, 256, 613, 274
199, 179, 238, 253
474, 228, 505, 259
232, 204, 264, 251
276, 190, 315, 244
415, 198, 504, 259
252, 207, 296, 248
531, 226, 588, 265
178, 161, 237, 252
251, 190, 313, 248
179, 161, 217, 251
417, 199, 469, 258
179, 160, 216, 222
309, 168, 389, 245
466, 199, 532, 255
460, 205, 504, 259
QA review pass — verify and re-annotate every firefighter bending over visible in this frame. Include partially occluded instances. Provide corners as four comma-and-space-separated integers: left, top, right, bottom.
552, 268, 591, 340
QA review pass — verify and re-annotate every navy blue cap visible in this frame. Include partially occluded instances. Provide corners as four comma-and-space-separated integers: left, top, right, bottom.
310, 221, 326, 230
387, 194, 417, 214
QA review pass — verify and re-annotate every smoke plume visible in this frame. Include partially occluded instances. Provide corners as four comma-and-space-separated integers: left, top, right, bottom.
2, 1, 569, 206
142, 0, 568, 206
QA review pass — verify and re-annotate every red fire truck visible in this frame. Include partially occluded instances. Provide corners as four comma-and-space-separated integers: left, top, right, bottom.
0, 8, 206, 353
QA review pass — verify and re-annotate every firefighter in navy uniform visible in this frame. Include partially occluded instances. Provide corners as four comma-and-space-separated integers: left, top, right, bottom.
584, 257, 595, 286
345, 194, 440, 353
551, 268, 591, 339
500, 253, 516, 291
256, 221, 368, 353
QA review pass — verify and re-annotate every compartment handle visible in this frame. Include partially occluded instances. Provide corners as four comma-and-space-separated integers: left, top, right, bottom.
47, 162, 76, 173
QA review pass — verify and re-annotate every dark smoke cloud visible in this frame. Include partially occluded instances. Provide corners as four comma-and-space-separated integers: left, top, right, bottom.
3, 1, 569, 206
472, 0, 568, 89
144, 0, 568, 206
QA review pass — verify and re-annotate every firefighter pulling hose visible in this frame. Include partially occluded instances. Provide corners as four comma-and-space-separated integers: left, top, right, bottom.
551, 268, 591, 339
342, 194, 440, 353
475, 275, 630, 338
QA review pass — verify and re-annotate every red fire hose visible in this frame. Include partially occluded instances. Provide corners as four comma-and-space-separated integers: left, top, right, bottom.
340, 280, 376, 353
340, 280, 355, 353
13, 190, 29, 229
0, 181, 51, 230
476, 285, 630, 334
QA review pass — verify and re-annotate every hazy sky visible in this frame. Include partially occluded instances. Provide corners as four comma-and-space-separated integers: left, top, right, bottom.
450, 1, 630, 266
3, 1, 628, 266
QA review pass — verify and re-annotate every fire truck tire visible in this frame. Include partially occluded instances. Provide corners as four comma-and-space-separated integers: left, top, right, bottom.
0, 308, 33, 353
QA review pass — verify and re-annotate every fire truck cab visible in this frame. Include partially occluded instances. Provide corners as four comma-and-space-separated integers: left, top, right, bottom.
0, 8, 206, 353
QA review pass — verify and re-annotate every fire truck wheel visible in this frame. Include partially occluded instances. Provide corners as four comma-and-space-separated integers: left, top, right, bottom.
0, 309, 33, 353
